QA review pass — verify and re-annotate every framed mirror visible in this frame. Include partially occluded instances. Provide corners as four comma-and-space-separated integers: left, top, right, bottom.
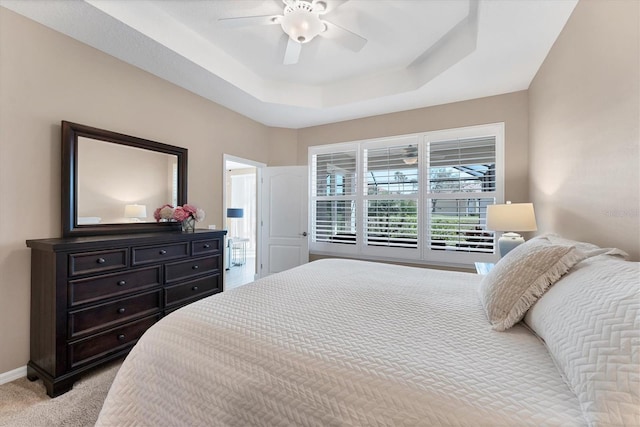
62, 121, 188, 237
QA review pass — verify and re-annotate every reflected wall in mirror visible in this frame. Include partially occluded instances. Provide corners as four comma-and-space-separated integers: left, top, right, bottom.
77, 137, 177, 224
62, 121, 188, 236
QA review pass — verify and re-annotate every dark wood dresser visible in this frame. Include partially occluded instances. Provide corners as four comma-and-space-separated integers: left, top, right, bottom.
26, 229, 226, 397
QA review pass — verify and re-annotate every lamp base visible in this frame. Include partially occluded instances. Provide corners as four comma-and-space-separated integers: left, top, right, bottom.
498, 232, 524, 257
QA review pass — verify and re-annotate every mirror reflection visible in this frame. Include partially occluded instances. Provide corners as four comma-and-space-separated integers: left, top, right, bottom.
77, 137, 178, 225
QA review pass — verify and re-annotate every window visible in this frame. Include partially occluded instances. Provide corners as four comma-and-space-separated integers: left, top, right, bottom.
427, 136, 497, 260
311, 147, 357, 251
309, 123, 504, 265
363, 137, 420, 255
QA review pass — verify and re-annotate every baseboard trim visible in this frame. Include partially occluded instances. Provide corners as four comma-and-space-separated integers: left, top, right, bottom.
0, 365, 27, 385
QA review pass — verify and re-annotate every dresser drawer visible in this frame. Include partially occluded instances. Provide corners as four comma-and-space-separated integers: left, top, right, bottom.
165, 256, 220, 284
68, 266, 161, 307
68, 290, 161, 338
69, 249, 128, 277
68, 314, 160, 369
132, 242, 189, 265
165, 274, 221, 308
192, 238, 222, 256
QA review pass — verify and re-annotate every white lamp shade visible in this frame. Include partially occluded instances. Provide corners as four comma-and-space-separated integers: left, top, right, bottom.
486, 203, 537, 232
124, 204, 147, 219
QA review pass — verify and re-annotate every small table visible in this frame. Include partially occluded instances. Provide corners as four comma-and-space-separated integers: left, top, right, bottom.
474, 262, 495, 275
231, 238, 250, 266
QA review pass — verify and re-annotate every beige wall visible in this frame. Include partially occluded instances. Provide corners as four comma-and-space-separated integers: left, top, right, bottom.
297, 91, 530, 203
266, 127, 298, 166
0, 8, 293, 374
529, 0, 639, 260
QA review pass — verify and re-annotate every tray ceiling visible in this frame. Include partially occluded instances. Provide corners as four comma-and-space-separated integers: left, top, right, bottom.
1, 0, 578, 128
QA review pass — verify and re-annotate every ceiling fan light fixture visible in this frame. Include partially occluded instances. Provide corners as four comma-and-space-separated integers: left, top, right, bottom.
281, 1, 324, 43
403, 156, 418, 165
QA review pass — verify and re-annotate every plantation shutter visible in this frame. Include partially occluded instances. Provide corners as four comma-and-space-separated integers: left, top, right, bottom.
309, 123, 503, 263
311, 150, 357, 244
363, 144, 419, 249
427, 137, 496, 254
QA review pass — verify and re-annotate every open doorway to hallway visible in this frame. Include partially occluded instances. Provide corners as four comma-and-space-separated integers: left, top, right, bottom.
224, 156, 264, 290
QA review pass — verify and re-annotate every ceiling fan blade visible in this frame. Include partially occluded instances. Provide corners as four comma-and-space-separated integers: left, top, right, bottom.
218, 15, 280, 29
320, 20, 367, 52
283, 37, 302, 65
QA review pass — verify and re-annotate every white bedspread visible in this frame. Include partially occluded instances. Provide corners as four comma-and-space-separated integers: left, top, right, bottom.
97, 259, 585, 426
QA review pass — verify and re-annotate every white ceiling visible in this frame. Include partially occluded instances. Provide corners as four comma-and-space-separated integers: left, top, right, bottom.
1, 0, 577, 129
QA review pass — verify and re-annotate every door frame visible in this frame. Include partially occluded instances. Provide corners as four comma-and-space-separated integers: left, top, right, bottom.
223, 154, 266, 282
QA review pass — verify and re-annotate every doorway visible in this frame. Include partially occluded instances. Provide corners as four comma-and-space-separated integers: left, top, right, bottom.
224, 155, 265, 290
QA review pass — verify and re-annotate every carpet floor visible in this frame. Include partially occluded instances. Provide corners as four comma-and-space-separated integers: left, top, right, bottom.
0, 360, 121, 427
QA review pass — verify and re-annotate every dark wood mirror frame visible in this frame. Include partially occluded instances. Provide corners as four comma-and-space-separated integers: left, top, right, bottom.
61, 121, 188, 237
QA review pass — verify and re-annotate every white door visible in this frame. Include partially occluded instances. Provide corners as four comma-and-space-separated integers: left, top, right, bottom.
259, 166, 308, 277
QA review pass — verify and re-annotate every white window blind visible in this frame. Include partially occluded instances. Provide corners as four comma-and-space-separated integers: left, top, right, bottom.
311, 150, 357, 245
427, 137, 496, 254
364, 144, 418, 249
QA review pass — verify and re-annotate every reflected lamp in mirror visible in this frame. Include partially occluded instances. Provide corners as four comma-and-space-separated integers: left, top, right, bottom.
486, 202, 537, 257
124, 204, 147, 222
227, 208, 244, 238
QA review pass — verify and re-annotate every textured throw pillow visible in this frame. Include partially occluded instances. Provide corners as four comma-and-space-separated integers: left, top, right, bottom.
524, 255, 640, 425
478, 237, 585, 331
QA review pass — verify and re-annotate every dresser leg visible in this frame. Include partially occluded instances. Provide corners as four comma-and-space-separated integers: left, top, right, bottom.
43, 377, 75, 398
28, 363, 76, 397
26, 365, 39, 382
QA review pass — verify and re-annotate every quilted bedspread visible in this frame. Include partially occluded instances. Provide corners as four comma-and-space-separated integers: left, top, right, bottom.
96, 259, 585, 426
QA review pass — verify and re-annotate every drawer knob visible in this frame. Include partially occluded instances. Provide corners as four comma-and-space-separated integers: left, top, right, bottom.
117, 334, 126, 341
117, 307, 126, 314
97, 257, 106, 264
159, 249, 167, 255
203, 244, 210, 249
192, 286, 199, 291
192, 265, 199, 270
117, 280, 126, 286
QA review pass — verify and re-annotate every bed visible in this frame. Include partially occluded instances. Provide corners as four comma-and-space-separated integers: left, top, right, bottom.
96, 235, 639, 426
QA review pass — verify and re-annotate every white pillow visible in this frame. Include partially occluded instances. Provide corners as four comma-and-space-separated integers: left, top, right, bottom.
539, 233, 629, 259
525, 255, 640, 425
478, 236, 585, 331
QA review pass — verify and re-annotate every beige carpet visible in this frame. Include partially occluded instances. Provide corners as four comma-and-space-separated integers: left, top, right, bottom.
0, 360, 121, 427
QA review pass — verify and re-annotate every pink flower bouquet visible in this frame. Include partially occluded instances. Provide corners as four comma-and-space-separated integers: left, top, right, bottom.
153, 204, 205, 223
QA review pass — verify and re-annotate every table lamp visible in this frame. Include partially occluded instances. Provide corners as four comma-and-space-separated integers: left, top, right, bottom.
226, 208, 244, 238
486, 202, 537, 257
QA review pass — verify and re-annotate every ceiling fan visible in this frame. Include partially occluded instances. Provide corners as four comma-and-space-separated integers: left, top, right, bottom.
218, 0, 367, 65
